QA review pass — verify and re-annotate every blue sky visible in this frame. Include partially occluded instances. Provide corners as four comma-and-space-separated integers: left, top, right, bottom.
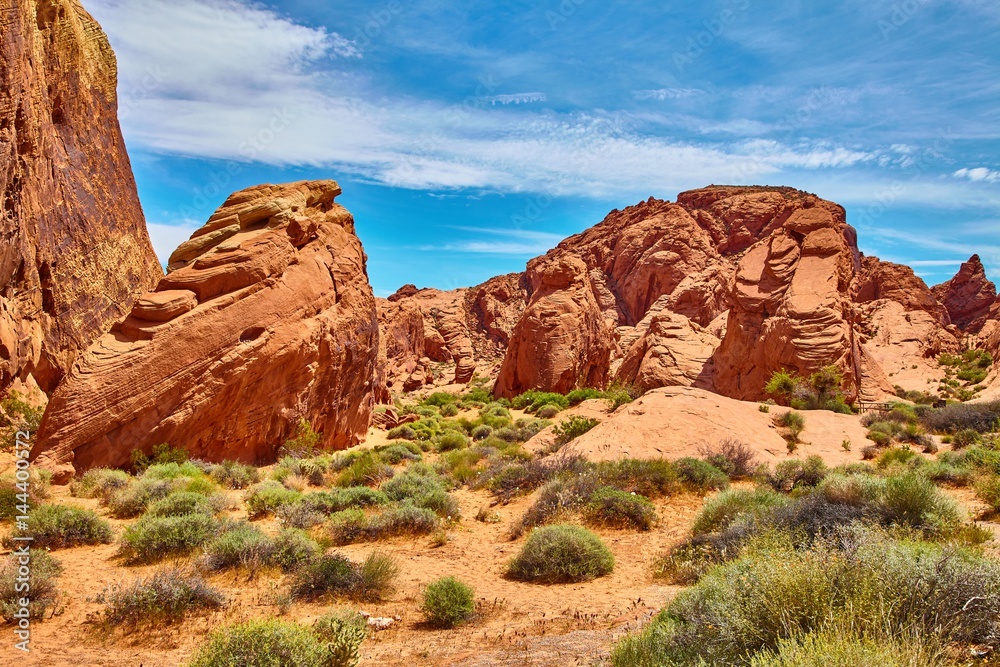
88, 0, 999, 295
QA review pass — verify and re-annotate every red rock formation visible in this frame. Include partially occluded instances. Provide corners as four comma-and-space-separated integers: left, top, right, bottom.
932, 255, 997, 333
713, 195, 863, 400
377, 274, 528, 394
32, 181, 379, 472
0, 0, 162, 394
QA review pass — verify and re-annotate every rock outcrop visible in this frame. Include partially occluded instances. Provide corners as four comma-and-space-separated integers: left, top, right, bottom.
0, 0, 162, 394
377, 274, 528, 394
932, 255, 997, 333
32, 180, 379, 472
712, 194, 862, 400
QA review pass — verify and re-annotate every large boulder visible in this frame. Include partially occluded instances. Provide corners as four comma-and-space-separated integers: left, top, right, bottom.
932, 255, 997, 333
0, 0, 162, 394
32, 180, 379, 471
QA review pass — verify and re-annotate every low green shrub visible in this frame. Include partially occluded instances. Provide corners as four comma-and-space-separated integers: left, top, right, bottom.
292, 551, 398, 602
202, 523, 274, 571
567, 388, 605, 405
119, 513, 216, 564
107, 477, 174, 518
583, 487, 656, 530
208, 460, 260, 489
6, 504, 113, 549
0, 549, 62, 621
188, 619, 335, 667
552, 416, 600, 446
507, 525, 614, 583
336, 451, 393, 488
675, 458, 729, 492
974, 475, 1000, 514
512, 390, 570, 414
146, 491, 223, 518
763, 456, 828, 492
692, 488, 789, 535
70, 468, 131, 500
422, 576, 475, 628
98, 566, 224, 626
434, 431, 469, 452
699, 439, 759, 480
246, 481, 302, 519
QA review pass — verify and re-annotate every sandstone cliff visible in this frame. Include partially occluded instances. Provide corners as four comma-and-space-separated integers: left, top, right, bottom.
32, 180, 379, 472
932, 255, 997, 333
0, 0, 162, 395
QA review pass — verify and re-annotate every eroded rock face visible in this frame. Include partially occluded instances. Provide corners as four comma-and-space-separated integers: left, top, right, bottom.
932, 255, 997, 333
0, 0, 162, 394
32, 180, 379, 471
377, 274, 528, 394
713, 196, 863, 400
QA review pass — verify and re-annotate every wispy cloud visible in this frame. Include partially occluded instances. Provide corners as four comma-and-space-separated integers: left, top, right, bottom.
484, 93, 547, 105
954, 167, 1000, 183
633, 88, 703, 101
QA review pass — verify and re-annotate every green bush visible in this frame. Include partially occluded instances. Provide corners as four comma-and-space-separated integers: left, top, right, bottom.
375, 443, 422, 465
764, 457, 828, 492
422, 576, 475, 628
292, 551, 397, 602
336, 451, 393, 488
746, 631, 944, 667
119, 513, 216, 564
595, 459, 681, 498
146, 491, 222, 518
70, 468, 131, 500
614, 531, 1000, 667
675, 457, 730, 492
208, 460, 260, 489
692, 488, 789, 535
6, 504, 113, 549
434, 431, 469, 452
387, 425, 417, 441
880, 473, 959, 530
976, 475, 1000, 513
312, 610, 367, 667
130, 443, 189, 473
246, 481, 302, 519
507, 525, 614, 583
875, 447, 920, 470
272, 528, 322, 571
439, 403, 460, 417
699, 439, 759, 480
423, 392, 460, 407
567, 388, 605, 405
98, 566, 224, 626
188, 619, 335, 667
0, 549, 62, 621
552, 416, 600, 446
202, 523, 274, 571
107, 477, 174, 518
953, 428, 983, 449
778, 411, 806, 440
583, 487, 657, 530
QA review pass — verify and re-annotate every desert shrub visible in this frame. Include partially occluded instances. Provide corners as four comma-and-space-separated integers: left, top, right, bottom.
98, 566, 224, 626
380, 464, 458, 518
438, 403, 459, 418
246, 481, 302, 519
434, 431, 469, 452
423, 392, 460, 407
387, 425, 417, 441
312, 610, 367, 667
880, 473, 959, 530
119, 513, 216, 564
468, 424, 492, 441
478, 454, 590, 499
272, 529, 322, 571
202, 523, 274, 571
675, 458, 730, 492
921, 400, 1000, 433
866, 430, 892, 448
513, 474, 601, 537
5, 504, 113, 549
746, 631, 944, 667
552, 416, 600, 446
0, 392, 43, 451
0, 549, 62, 621
507, 525, 614, 583
778, 411, 806, 441
567, 388, 604, 405
188, 619, 334, 667
613, 531, 1000, 667
699, 439, 758, 479
208, 460, 260, 489
375, 443, 421, 465
130, 443, 188, 473
107, 477, 174, 518
70, 468, 131, 500
292, 551, 398, 602
146, 491, 222, 518
0, 470, 50, 522
763, 456, 828, 492
953, 428, 983, 449
422, 576, 475, 628
336, 451, 393, 488
535, 404, 562, 419
594, 458, 681, 497
876, 447, 920, 470
975, 475, 1000, 513
692, 488, 789, 535
512, 390, 570, 414
369, 504, 439, 538
766, 367, 852, 414
583, 487, 657, 530
920, 460, 973, 487
605, 384, 639, 410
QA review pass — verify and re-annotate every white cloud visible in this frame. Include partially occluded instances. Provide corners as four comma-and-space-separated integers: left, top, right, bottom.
146, 221, 201, 265
484, 93, 547, 105
954, 167, 1000, 183
633, 88, 703, 100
